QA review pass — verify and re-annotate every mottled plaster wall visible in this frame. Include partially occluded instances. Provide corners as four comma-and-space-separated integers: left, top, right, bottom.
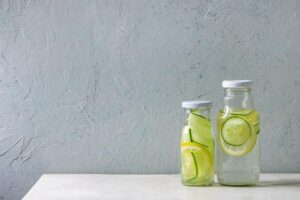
0, 0, 300, 199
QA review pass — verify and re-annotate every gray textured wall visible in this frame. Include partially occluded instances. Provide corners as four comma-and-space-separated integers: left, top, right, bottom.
1, 0, 300, 199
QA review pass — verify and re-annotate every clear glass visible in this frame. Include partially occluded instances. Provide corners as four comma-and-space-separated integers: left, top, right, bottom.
216, 88, 260, 185
180, 107, 214, 186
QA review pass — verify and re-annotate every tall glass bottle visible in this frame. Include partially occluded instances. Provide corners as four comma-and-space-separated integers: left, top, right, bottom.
181, 101, 214, 186
216, 80, 260, 185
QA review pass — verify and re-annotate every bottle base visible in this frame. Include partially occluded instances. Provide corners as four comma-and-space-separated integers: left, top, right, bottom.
218, 182, 257, 186
181, 177, 214, 187
182, 182, 214, 187
217, 171, 259, 186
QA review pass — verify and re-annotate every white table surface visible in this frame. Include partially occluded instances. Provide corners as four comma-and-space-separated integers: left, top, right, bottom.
23, 174, 300, 200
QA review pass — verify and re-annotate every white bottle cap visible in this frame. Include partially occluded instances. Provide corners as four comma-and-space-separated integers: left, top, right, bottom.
182, 100, 212, 109
222, 80, 252, 88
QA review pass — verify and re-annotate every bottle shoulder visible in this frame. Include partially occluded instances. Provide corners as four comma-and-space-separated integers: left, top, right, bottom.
216, 109, 260, 126
218, 108, 259, 115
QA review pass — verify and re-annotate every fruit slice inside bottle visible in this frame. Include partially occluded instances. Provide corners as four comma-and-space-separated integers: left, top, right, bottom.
221, 117, 251, 146
181, 150, 197, 180
187, 112, 212, 145
220, 109, 260, 135
181, 112, 213, 182
220, 116, 256, 156
181, 143, 212, 182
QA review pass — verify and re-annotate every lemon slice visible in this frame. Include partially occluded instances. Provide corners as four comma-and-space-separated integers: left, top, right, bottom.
220, 116, 256, 156
181, 142, 213, 181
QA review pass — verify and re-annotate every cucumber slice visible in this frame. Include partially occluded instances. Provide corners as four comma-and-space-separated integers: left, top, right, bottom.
181, 150, 197, 181
254, 123, 260, 135
250, 114, 259, 135
181, 141, 208, 149
219, 116, 257, 156
221, 117, 251, 146
188, 129, 209, 148
181, 126, 191, 143
189, 112, 211, 128
181, 142, 213, 181
181, 126, 209, 148
181, 111, 214, 182
227, 110, 260, 135
188, 113, 212, 146
192, 150, 213, 178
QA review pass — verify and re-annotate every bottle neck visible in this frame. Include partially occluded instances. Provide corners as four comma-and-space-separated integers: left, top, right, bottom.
224, 88, 254, 110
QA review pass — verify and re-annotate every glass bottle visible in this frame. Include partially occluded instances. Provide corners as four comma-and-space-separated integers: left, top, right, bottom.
181, 101, 214, 186
216, 80, 260, 185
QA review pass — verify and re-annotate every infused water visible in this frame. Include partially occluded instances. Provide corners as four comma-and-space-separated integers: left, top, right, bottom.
216, 109, 260, 185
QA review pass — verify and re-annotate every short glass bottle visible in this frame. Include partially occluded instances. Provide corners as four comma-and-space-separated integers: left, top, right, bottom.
216, 80, 260, 185
181, 101, 214, 186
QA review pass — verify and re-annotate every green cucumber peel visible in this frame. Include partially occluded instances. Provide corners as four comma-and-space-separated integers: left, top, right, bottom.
190, 111, 210, 121
221, 116, 252, 147
188, 152, 198, 181
189, 128, 209, 148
